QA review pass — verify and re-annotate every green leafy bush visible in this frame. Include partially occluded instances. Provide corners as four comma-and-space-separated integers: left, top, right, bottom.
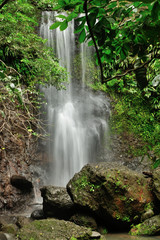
0, 0, 67, 89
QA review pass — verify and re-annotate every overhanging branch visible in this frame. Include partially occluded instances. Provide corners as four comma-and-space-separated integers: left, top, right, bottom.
104, 57, 155, 82
0, 0, 10, 10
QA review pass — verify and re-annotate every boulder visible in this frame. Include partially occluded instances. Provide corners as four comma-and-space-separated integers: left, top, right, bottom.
31, 209, 44, 220
67, 162, 154, 228
141, 209, 154, 222
40, 186, 75, 220
17, 218, 94, 240
153, 167, 160, 201
130, 215, 160, 236
16, 216, 31, 229
0, 233, 7, 240
10, 175, 33, 192
70, 213, 97, 230
91, 231, 101, 239
1, 223, 18, 235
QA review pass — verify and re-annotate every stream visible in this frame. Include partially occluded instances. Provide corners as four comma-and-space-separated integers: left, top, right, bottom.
103, 233, 160, 240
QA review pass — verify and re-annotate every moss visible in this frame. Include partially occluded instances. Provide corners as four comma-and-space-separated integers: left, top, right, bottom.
17, 219, 92, 240
130, 223, 157, 236
122, 216, 130, 222
73, 173, 101, 194
1, 224, 18, 235
144, 202, 154, 211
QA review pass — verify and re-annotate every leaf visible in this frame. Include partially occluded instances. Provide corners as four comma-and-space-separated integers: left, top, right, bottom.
98, 33, 106, 46
55, 14, 67, 20
58, 0, 66, 5
0, 71, 5, 79
153, 159, 160, 169
67, 12, 78, 21
79, 29, 86, 43
74, 21, 85, 34
104, 49, 111, 55
136, 33, 147, 45
107, 17, 116, 24
88, 13, 97, 28
108, 1, 117, 8
151, 1, 160, 20
60, 20, 68, 31
0, 14, 4, 19
28, 129, 33, 132
120, 48, 128, 60
91, 0, 108, 6
0, 110, 5, 118
88, 40, 94, 46
50, 22, 61, 30
107, 78, 118, 87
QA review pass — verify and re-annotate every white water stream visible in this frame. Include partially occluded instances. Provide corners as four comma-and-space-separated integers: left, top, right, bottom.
39, 11, 110, 187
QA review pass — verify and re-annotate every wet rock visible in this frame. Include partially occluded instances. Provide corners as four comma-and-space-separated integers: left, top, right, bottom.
1, 224, 18, 235
1, 233, 15, 240
141, 209, 154, 222
91, 231, 101, 239
0, 219, 7, 231
31, 209, 44, 220
130, 215, 160, 236
17, 218, 92, 240
67, 162, 154, 229
40, 186, 75, 220
70, 213, 97, 230
10, 175, 33, 192
0, 233, 7, 240
153, 167, 160, 201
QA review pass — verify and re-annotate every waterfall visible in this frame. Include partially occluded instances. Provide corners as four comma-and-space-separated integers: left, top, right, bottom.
40, 12, 110, 187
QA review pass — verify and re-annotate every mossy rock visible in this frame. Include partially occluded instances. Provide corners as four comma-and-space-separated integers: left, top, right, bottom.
153, 167, 160, 201
1, 224, 18, 235
17, 218, 93, 240
130, 215, 160, 236
67, 162, 154, 227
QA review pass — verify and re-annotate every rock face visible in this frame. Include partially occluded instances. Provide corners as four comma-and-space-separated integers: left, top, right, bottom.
67, 162, 154, 227
40, 186, 75, 220
17, 218, 93, 240
153, 167, 160, 201
130, 215, 160, 236
0, 98, 37, 212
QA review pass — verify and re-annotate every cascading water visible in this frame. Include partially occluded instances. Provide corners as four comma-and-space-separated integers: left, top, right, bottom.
40, 11, 110, 187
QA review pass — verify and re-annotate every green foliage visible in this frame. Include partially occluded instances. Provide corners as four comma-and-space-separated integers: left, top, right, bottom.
50, 0, 160, 89
0, 0, 68, 141
31, 0, 58, 10
0, 0, 67, 90
130, 222, 157, 236
92, 78, 160, 166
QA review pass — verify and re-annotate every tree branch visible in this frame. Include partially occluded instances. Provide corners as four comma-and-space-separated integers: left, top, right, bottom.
83, 0, 104, 84
104, 57, 155, 82
0, 0, 10, 10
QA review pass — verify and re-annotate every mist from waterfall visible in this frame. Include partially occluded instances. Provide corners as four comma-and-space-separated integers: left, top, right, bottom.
40, 11, 110, 187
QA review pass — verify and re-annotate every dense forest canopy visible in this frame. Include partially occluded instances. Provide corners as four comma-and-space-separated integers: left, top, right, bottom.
0, 0, 159, 167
